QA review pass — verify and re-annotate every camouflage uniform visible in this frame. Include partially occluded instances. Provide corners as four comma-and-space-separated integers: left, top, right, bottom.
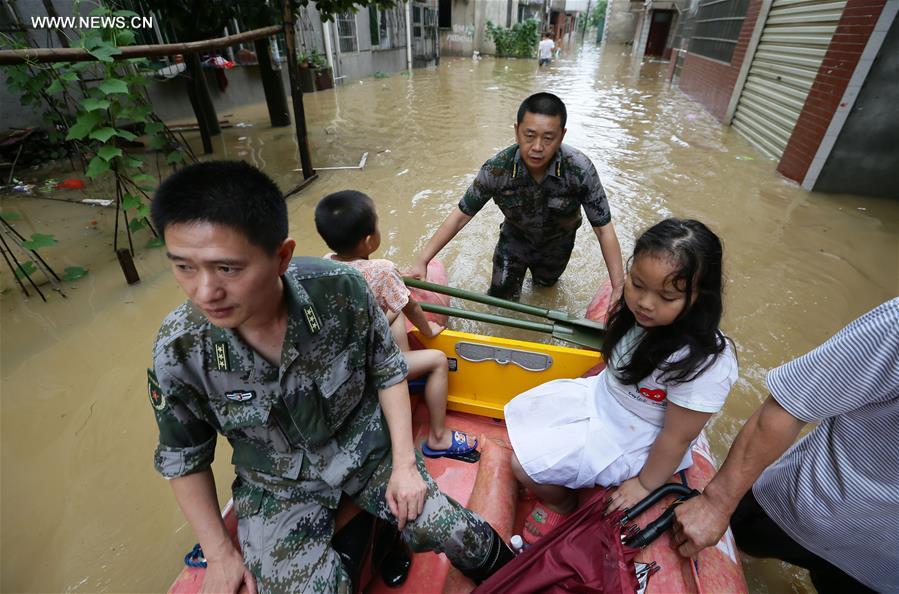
459, 144, 612, 300
149, 257, 495, 594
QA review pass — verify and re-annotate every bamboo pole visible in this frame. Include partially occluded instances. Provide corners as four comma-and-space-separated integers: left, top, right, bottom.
0, 24, 282, 65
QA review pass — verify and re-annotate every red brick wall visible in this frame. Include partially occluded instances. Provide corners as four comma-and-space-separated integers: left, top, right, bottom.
677, 0, 763, 122
776, 0, 887, 182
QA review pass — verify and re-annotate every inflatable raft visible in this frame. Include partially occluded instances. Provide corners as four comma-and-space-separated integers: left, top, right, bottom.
167, 274, 748, 594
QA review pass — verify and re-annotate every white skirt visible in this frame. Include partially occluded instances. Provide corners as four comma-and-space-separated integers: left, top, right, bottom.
504, 372, 693, 489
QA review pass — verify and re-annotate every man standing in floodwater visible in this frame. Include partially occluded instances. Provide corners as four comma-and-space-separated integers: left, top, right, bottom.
146, 161, 513, 594
409, 92, 625, 303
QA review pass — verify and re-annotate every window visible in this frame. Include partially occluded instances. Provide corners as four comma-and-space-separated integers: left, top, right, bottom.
688, 0, 750, 62
370, 8, 380, 45
438, 0, 451, 28
392, 4, 407, 47
336, 11, 358, 53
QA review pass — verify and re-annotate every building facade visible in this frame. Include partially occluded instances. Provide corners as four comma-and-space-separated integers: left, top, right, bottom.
673, 0, 897, 197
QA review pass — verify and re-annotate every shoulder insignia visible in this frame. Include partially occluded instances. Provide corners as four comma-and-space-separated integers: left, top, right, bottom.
303, 305, 321, 334
148, 368, 166, 411
214, 342, 231, 371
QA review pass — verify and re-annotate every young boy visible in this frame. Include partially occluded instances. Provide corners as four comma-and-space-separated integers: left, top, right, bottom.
315, 190, 479, 462
148, 162, 512, 594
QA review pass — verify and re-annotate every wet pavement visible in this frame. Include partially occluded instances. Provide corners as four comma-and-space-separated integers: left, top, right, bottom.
1, 38, 896, 593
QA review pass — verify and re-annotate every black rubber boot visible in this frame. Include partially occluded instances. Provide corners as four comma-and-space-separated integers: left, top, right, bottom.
332, 511, 375, 591
374, 522, 412, 588
459, 527, 516, 584
380, 536, 412, 587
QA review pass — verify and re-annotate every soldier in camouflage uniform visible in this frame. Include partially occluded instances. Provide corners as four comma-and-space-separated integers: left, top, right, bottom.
411, 92, 625, 302
148, 161, 513, 594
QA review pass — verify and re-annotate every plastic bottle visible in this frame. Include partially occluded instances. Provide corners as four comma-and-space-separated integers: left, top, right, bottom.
510, 534, 527, 554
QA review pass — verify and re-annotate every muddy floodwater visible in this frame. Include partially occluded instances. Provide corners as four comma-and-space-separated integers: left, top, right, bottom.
1, 40, 896, 593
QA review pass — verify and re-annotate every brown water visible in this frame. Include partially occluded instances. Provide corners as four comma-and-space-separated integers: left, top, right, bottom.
1, 40, 896, 593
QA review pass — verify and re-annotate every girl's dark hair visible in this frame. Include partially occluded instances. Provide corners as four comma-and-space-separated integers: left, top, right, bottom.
601, 218, 730, 385
314, 190, 377, 254
151, 161, 287, 254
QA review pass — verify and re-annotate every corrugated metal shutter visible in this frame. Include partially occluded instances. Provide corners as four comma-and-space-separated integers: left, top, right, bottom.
732, 0, 845, 158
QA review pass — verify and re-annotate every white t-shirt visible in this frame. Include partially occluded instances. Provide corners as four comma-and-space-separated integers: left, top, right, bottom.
604, 326, 738, 426
538, 38, 554, 59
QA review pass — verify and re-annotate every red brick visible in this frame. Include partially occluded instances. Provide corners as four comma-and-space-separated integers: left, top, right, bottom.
826, 41, 867, 53
841, 5, 884, 17
835, 23, 878, 35
842, 0, 886, 8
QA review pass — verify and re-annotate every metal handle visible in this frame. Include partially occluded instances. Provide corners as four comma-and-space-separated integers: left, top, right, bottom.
621, 485, 699, 549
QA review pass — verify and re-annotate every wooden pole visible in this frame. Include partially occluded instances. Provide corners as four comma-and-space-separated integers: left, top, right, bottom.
281, 0, 314, 179
0, 25, 282, 65
254, 37, 291, 127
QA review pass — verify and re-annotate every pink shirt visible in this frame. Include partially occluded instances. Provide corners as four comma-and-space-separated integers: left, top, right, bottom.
324, 254, 410, 314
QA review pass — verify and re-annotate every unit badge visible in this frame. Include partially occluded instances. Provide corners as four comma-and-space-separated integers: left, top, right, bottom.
147, 369, 166, 411
224, 390, 255, 402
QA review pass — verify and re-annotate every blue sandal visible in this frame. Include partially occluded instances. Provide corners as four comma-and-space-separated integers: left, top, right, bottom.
421, 430, 480, 463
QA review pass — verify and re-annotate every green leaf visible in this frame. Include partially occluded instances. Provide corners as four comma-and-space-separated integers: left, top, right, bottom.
14, 261, 37, 279
145, 121, 164, 135
148, 135, 167, 150
62, 266, 88, 281
82, 98, 111, 112
90, 127, 117, 142
166, 150, 184, 165
97, 144, 123, 161
0, 211, 21, 222
66, 112, 101, 141
60, 71, 79, 82
47, 79, 64, 94
115, 129, 138, 141
146, 237, 165, 249
98, 79, 129, 95
128, 218, 147, 232
116, 29, 136, 46
88, 44, 123, 63
122, 193, 141, 210
122, 156, 144, 169
21, 233, 57, 250
136, 203, 151, 218
86, 156, 111, 179
132, 173, 156, 189
72, 61, 94, 73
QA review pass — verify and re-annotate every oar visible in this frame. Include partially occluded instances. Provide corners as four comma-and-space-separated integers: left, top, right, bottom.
403, 277, 606, 350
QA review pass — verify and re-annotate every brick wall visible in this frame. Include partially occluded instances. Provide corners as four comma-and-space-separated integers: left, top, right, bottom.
776, 0, 888, 182
676, 0, 763, 122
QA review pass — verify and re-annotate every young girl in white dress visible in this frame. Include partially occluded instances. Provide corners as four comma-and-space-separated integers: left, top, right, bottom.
505, 218, 738, 543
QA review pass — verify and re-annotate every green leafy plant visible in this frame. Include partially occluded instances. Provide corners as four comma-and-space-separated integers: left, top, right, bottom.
486, 19, 539, 58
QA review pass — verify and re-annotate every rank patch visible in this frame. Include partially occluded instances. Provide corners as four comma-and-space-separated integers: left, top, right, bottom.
214, 342, 231, 371
303, 305, 321, 334
147, 369, 166, 411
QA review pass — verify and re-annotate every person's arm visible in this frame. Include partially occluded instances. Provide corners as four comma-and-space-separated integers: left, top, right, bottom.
607, 403, 712, 513
170, 470, 258, 594
592, 222, 625, 306
409, 207, 472, 279
671, 396, 806, 557
378, 381, 428, 531
401, 298, 443, 338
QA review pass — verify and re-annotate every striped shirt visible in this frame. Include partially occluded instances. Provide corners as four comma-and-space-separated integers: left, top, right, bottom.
753, 298, 899, 593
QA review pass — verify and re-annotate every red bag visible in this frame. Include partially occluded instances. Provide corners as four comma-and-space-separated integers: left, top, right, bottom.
474, 489, 639, 594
